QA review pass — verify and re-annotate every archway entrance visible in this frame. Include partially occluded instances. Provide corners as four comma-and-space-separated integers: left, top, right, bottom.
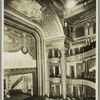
3, 12, 45, 99
4, 24, 39, 98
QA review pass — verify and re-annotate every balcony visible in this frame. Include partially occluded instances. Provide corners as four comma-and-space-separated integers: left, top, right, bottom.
49, 74, 61, 78
66, 79, 95, 89
49, 78, 61, 83
49, 58, 61, 64
4, 68, 36, 76
66, 48, 96, 62
73, 34, 96, 41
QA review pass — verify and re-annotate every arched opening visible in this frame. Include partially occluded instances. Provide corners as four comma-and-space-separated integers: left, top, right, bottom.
4, 25, 38, 97
4, 12, 45, 99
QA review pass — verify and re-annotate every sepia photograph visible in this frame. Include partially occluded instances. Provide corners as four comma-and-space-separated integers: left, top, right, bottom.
3, 0, 97, 100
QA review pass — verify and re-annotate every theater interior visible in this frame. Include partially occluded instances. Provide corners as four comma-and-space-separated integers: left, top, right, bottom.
4, 0, 96, 100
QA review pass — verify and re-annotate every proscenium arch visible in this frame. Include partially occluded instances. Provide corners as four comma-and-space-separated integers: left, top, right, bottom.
4, 8, 46, 96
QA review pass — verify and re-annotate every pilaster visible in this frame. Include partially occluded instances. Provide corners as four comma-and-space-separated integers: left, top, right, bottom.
60, 47, 67, 99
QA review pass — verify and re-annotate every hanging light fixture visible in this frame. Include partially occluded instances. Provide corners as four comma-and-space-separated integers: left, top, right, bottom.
21, 33, 28, 54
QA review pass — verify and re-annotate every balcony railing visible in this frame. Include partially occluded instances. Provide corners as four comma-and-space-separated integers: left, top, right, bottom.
49, 75, 61, 78
66, 48, 96, 62
49, 78, 61, 83
66, 79, 95, 89
73, 34, 96, 41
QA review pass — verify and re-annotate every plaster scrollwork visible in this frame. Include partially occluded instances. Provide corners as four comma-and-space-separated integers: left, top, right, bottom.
26, 36, 36, 59
4, 25, 36, 59
7, 0, 43, 20
4, 25, 23, 52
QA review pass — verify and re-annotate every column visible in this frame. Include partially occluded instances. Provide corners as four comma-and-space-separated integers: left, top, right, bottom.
61, 48, 67, 99
42, 46, 49, 97
78, 47, 81, 54
84, 24, 88, 36
90, 24, 94, 35
73, 27, 76, 39
74, 63, 77, 78
77, 86, 81, 98
53, 65, 55, 76
85, 60, 89, 76
60, 84, 62, 95
59, 66, 61, 76
83, 61, 86, 72
54, 84, 56, 95
68, 49, 70, 56
72, 48, 75, 55
82, 86, 86, 98
52, 49, 55, 57
71, 86, 74, 97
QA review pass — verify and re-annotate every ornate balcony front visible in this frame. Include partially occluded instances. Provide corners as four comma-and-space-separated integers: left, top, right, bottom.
66, 79, 95, 89
49, 77, 61, 83
66, 48, 96, 62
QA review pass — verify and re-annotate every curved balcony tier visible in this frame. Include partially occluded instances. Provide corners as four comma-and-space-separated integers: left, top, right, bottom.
66, 48, 96, 62
49, 78, 61, 83
49, 58, 61, 64
66, 79, 95, 89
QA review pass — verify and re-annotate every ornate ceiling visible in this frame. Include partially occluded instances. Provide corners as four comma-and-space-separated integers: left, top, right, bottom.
4, 0, 96, 46
36, 0, 96, 19
5, 0, 43, 21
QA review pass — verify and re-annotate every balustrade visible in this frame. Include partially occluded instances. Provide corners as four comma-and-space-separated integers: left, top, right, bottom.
66, 48, 96, 61
66, 79, 95, 89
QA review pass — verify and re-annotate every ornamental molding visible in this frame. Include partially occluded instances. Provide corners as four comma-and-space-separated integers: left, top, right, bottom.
74, 16, 96, 28
4, 25, 36, 59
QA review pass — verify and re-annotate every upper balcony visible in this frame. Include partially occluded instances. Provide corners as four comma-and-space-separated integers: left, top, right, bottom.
73, 34, 96, 41
66, 79, 95, 90
66, 48, 96, 62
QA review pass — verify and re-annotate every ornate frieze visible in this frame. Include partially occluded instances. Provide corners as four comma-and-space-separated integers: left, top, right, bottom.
4, 25, 36, 59
6, 0, 43, 20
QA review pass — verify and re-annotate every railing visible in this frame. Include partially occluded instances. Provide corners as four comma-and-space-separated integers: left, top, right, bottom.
73, 34, 96, 41
49, 75, 61, 78
4, 68, 36, 76
67, 79, 95, 89
49, 78, 61, 83
66, 48, 96, 62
